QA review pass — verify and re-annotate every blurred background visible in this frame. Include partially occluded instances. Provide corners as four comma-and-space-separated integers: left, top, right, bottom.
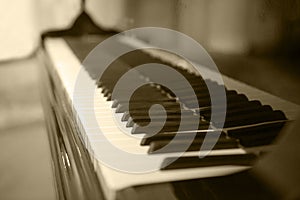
0, 0, 299, 199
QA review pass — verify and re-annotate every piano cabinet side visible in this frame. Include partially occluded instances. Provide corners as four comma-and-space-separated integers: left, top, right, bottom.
38, 50, 105, 200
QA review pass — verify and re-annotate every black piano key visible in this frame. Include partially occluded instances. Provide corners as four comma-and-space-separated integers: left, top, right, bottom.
202, 102, 268, 119
184, 94, 248, 109
159, 78, 212, 98
116, 102, 182, 113
227, 122, 286, 147
127, 111, 194, 121
132, 118, 208, 127
115, 101, 180, 113
148, 137, 239, 154
103, 87, 169, 101
112, 98, 176, 108
121, 109, 193, 121
176, 88, 217, 101
227, 121, 286, 138
207, 105, 273, 122
140, 131, 227, 146
131, 121, 209, 134
219, 110, 287, 128
100, 86, 107, 94
180, 90, 238, 105
161, 154, 258, 170
198, 100, 262, 115
111, 94, 173, 103
106, 93, 112, 101
128, 109, 200, 123
126, 113, 200, 127
103, 88, 111, 97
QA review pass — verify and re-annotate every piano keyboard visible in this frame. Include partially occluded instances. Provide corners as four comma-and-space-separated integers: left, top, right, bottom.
42, 36, 300, 200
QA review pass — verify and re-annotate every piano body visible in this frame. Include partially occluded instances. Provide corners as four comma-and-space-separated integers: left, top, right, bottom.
40, 1, 300, 199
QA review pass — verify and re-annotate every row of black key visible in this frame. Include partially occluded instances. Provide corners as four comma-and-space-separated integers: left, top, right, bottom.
94, 50, 287, 169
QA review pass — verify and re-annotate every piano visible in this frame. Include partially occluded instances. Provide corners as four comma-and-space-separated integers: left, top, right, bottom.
39, 5, 300, 200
